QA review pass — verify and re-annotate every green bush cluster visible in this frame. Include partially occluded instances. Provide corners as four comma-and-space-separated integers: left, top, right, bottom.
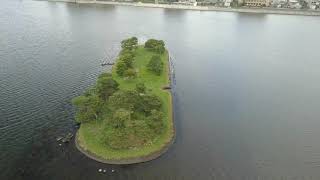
147, 55, 164, 75
144, 39, 165, 54
105, 88, 163, 149
116, 37, 138, 77
73, 74, 164, 149
121, 37, 138, 50
72, 73, 119, 123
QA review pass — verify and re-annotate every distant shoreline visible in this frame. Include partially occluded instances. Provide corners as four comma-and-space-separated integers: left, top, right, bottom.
43, 0, 320, 16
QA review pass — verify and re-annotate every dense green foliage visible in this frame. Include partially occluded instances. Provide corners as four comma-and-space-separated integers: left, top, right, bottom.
105, 89, 163, 149
72, 95, 100, 123
124, 68, 136, 79
144, 39, 165, 54
147, 55, 164, 75
135, 82, 146, 94
116, 37, 138, 77
115, 61, 127, 76
74, 37, 172, 153
109, 108, 130, 128
96, 76, 119, 101
121, 37, 138, 50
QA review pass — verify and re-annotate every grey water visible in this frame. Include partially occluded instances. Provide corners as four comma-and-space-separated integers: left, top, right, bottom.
1, 1, 320, 179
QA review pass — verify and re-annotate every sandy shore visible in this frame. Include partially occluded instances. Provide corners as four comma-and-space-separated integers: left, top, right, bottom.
44, 0, 320, 16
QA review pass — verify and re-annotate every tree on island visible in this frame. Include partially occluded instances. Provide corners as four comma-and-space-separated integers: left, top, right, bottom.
116, 61, 128, 77
135, 82, 146, 94
124, 68, 136, 79
116, 40, 137, 77
108, 89, 162, 115
121, 37, 138, 50
108, 90, 138, 111
144, 39, 165, 54
72, 95, 100, 123
147, 55, 164, 75
137, 94, 162, 114
147, 109, 164, 133
110, 108, 131, 128
96, 76, 119, 101
119, 52, 134, 68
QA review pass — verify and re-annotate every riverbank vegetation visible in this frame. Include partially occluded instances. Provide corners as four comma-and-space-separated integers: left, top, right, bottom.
73, 37, 174, 161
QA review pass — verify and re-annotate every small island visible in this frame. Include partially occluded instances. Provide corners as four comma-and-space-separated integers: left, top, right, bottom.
72, 37, 174, 164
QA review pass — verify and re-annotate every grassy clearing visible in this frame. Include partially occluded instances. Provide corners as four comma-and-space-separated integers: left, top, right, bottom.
77, 46, 174, 160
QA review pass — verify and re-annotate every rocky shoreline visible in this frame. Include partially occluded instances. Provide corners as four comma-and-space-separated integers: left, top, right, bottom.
43, 0, 320, 16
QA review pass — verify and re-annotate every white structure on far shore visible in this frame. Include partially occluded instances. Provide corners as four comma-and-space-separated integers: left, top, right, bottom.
308, 0, 320, 9
224, 0, 233, 6
176, 0, 198, 6
244, 0, 270, 6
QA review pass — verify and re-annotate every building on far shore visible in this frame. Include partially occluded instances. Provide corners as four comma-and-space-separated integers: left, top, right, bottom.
174, 0, 197, 5
224, 0, 233, 6
308, 0, 320, 9
244, 0, 270, 6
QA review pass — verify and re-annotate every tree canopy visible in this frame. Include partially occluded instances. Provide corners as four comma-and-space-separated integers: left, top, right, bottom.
96, 76, 119, 101
110, 108, 131, 128
144, 39, 165, 54
135, 82, 146, 94
147, 55, 164, 75
72, 95, 100, 123
116, 37, 138, 77
116, 61, 128, 77
124, 68, 136, 79
121, 37, 138, 50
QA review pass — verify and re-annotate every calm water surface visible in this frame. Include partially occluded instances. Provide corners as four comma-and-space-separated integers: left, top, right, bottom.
1, 1, 320, 179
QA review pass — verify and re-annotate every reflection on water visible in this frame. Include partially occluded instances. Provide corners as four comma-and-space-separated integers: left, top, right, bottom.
1, 1, 320, 179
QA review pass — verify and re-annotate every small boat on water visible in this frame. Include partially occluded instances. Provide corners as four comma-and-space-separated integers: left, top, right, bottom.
56, 132, 73, 143
101, 62, 114, 66
56, 136, 63, 141
62, 133, 73, 143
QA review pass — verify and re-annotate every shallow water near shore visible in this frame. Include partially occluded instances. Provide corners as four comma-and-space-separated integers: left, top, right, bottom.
1, 1, 320, 179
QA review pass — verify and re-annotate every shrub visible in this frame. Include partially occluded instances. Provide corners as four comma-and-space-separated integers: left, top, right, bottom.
105, 129, 131, 149
120, 48, 135, 57
72, 95, 100, 123
119, 52, 134, 68
109, 108, 131, 128
144, 39, 165, 54
124, 68, 136, 79
147, 55, 163, 75
116, 49, 135, 77
121, 37, 138, 50
96, 77, 119, 101
135, 83, 146, 94
154, 44, 165, 54
108, 90, 138, 111
135, 94, 162, 114
116, 61, 128, 76
147, 110, 164, 133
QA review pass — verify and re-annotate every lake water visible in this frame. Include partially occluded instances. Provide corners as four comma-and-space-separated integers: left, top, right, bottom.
1, 1, 320, 179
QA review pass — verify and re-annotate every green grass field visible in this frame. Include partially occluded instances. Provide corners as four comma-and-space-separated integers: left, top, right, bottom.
77, 46, 174, 160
